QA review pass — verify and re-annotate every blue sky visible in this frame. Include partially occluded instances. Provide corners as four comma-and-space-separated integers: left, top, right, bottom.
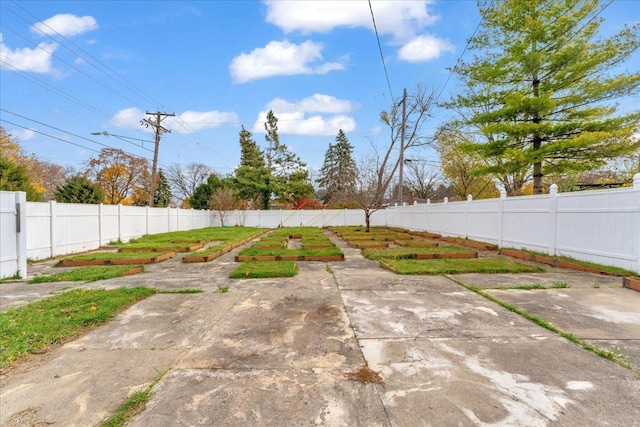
1, 0, 638, 179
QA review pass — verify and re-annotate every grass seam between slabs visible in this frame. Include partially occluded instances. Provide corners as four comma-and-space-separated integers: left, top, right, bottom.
446, 275, 634, 372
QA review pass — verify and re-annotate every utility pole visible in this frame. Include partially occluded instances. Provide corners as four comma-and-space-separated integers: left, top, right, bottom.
398, 88, 407, 205
141, 111, 174, 207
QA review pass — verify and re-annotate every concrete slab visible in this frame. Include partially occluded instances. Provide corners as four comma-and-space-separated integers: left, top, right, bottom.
454, 270, 623, 289
0, 281, 82, 312
0, 293, 245, 426
128, 368, 390, 427
180, 279, 363, 370
360, 337, 640, 426
1, 348, 183, 426
483, 287, 640, 371
2, 229, 639, 426
341, 287, 546, 339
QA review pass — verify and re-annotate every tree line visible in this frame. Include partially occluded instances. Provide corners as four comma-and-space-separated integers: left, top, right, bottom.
1, 0, 638, 228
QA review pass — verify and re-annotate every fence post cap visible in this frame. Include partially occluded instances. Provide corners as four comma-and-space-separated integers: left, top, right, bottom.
634, 173, 640, 189
500, 188, 507, 199
467, 194, 472, 202
444, 197, 448, 203
550, 183, 558, 194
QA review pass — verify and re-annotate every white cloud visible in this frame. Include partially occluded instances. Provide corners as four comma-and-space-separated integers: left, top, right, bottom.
397, 35, 454, 62
268, 93, 354, 114
111, 107, 238, 133
229, 40, 346, 83
253, 94, 356, 136
111, 107, 146, 131
31, 14, 98, 37
167, 110, 239, 132
0, 33, 57, 73
264, 0, 438, 42
11, 128, 36, 141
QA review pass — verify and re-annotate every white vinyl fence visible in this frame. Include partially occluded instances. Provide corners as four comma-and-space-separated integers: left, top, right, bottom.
0, 191, 26, 279
385, 177, 640, 274
0, 173, 638, 278
25, 202, 212, 260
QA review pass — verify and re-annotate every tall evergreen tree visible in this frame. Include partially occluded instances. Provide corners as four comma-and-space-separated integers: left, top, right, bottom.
449, 0, 640, 194
262, 110, 313, 207
153, 169, 172, 207
317, 130, 357, 205
234, 126, 271, 209
54, 176, 104, 204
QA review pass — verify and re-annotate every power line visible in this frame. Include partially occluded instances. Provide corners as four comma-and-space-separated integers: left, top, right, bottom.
4, 0, 164, 109
368, 0, 394, 101
0, 118, 100, 154
0, 109, 151, 160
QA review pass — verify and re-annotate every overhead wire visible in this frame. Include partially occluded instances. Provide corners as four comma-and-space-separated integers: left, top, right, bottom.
1, 108, 152, 160
1, 2, 236, 167
368, 0, 394, 101
0, 119, 100, 154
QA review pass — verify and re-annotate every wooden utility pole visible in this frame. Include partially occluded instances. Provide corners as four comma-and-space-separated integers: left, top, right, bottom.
398, 88, 407, 205
141, 111, 174, 207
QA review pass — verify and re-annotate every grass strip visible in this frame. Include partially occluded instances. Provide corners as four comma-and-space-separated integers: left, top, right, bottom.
0, 287, 157, 368
28, 266, 143, 284
447, 276, 633, 371
238, 246, 343, 257
100, 369, 167, 427
362, 245, 473, 260
230, 261, 298, 278
380, 258, 544, 275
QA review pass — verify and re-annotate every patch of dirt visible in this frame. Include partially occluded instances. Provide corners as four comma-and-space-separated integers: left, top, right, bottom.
342, 366, 386, 390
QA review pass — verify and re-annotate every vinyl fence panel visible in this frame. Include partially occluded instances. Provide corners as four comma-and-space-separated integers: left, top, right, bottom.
0, 191, 26, 279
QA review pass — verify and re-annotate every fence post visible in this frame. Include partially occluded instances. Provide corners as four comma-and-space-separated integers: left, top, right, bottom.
118, 204, 123, 242
498, 189, 506, 248
442, 198, 448, 237
424, 199, 429, 233
167, 207, 171, 232
15, 192, 27, 278
49, 200, 56, 258
146, 206, 150, 235
635, 173, 640, 274
549, 184, 558, 256
98, 203, 104, 246
466, 194, 472, 238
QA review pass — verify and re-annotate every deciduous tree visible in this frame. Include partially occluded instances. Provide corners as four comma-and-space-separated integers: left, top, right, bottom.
166, 162, 211, 207
84, 148, 150, 205
437, 128, 499, 200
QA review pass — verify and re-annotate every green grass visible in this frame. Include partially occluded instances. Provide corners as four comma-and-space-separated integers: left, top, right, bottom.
515, 248, 636, 276
238, 246, 343, 257
362, 245, 474, 260
100, 369, 166, 427
0, 287, 157, 368
230, 261, 298, 278
382, 258, 544, 275
0, 273, 22, 283
27, 266, 143, 284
